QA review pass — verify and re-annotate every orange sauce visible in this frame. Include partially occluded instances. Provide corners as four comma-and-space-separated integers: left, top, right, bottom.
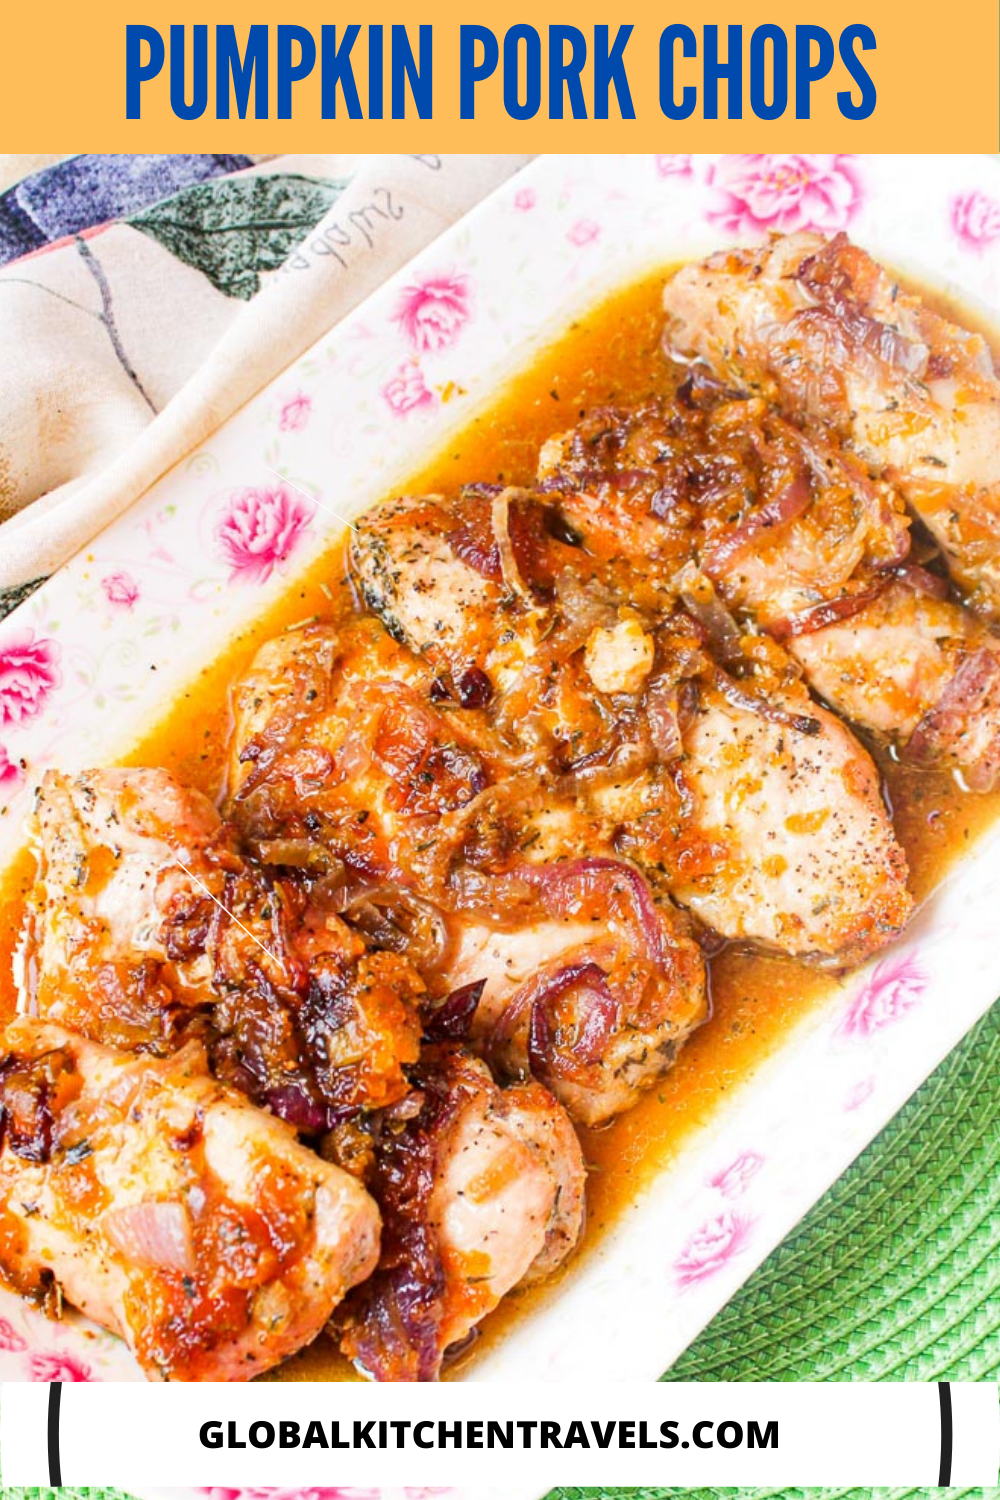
2, 267, 1000, 1383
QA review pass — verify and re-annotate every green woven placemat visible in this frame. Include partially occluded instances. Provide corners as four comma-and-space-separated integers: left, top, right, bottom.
547, 1493, 1000, 1500
664, 997, 1000, 1382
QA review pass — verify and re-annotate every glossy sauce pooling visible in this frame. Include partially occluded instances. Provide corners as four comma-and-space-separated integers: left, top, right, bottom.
2, 269, 999, 1383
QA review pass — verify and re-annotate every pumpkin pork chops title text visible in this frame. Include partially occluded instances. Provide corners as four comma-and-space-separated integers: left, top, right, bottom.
126, 23, 877, 122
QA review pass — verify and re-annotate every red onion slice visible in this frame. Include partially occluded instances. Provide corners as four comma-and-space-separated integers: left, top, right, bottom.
527, 961, 619, 1080
907, 647, 1000, 787
702, 470, 813, 575
102, 1201, 196, 1275
674, 562, 745, 667
797, 235, 928, 375
893, 561, 950, 601
333, 884, 449, 968
487, 959, 619, 1084
519, 856, 665, 966
770, 584, 888, 640
711, 667, 820, 737
265, 1085, 354, 1134
491, 490, 537, 607
424, 979, 487, 1042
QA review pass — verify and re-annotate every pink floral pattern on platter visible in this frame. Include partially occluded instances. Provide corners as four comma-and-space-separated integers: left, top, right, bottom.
215, 483, 315, 585
709, 1150, 764, 1200
278, 391, 313, 432
393, 273, 470, 354
0, 743, 25, 793
674, 1209, 754, 1288
708, 154, 863, 236
101, 569, 140, 609
567, 218, 601, 247
845, 1076, 876, 1112
513, 186, 537, 212
838, 952, 927, 1040
0, 629, 62, 727
383, 362, 435, 416
655, 154, 693, 179
0, 1315, 27, 1352
200, 1490, 454, 1500
952, 190, 1000, 250
29, 1350, 92, 1381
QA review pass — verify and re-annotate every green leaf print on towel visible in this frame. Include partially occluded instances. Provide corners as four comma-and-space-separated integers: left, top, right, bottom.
129, 173, 348, 299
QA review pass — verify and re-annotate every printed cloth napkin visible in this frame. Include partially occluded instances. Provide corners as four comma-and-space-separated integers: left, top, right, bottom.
0, 152, 528, 615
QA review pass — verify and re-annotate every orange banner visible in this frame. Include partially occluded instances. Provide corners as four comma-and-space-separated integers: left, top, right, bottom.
1, 0, 996, 151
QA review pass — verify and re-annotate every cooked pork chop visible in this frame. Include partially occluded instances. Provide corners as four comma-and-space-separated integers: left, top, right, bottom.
666, 680, 912, 963
540, 390, 1000, 788
0, 1019, 380, 1380
336, 1045, 584, 1381
349, 490, 558, 694
21, 767, 225, 1050
792, 581, 1000, 789
228, 618, 496, 889
662, 231, 1000, 618
344, 490, 912, 964
229, 619, 709, 1124
21, 768, 424, 1124
437, 856, 707, 1125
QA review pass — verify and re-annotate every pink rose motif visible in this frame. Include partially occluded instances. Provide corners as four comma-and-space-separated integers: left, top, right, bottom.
567, 218, 601, 247
279, 391, 313, 432
655, 154, 693, 179
0, 630, 62, 728
0, 743, 24, 794
393, 273, 470, 354
675, 1209, 753, 1288
513, 187, 537, 212
200, 1491, 383, 1500
708, 154, 863, 236
0, 1316, 26, 1352
383, 363, 435, 416
709, 1150, 764, 1200
845, 1076, 876, 1111
101, 570, 140, 609
839, 952, 926, 1040
215, 484, 314, 586
952, 190, 1000, 250
29, 1350, 92, 1381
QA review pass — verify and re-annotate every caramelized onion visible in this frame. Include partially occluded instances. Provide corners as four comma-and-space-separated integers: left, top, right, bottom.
491, 489, 537, 607
893, 561, 950, 601
702, 471, 813, 575
522, 856, 665, 965
266, 1085, 352, 1134
547, 572, 618, 660
528, 962, 619, 1077
674, 562, 745, 666
797, 235, 928, 375
102, 1201, 195, 1274
335, 884, 448, 968
251, 838, 345, 876
424, 979, 486, 1041
712, 667, 821, 737
445, 863, 538, 921
770, 585, 888, 640
908, 647, 1000, 787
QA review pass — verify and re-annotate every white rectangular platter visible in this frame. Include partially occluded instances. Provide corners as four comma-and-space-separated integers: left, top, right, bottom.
2, 153, 1000, 1403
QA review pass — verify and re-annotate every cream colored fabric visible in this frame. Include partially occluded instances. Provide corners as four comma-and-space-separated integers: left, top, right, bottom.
0, 153, 528, 594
